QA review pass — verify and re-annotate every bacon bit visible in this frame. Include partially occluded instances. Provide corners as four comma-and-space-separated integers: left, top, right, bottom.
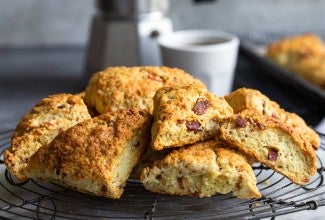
268, 149, 278, 161
262, 101, 266, 114
134, 141, 140, 148
185, 121, 203, 133
148, 73, 163, 82
247, 118, 256, 126
257, 123, 266, 130
192, 192, 201, 198
101, 185, 107, 193
177, 119, 185, 124
193, 98, 210, 115
235, 117, 247, 128
271, 113, 278, 119
177, 177, 185, 189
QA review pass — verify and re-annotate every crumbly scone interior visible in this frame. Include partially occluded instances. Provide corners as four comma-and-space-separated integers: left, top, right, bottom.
224, 87, 320, 150
140, 140, 261, 199
220, 110, 317, 185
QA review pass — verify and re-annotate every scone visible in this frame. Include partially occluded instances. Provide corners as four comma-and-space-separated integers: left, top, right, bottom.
4, 94, 91, 180
24, 109, 152, 199
84, 66, 206, 114
265, 33, 325, 88
140, 140, 261, 199
220, 110, 317, 185
130, 147, 172, 180
288, 53, 325, 88
224, 88, 320, 150
151, 85, 233, 150
266, 33, 325, 62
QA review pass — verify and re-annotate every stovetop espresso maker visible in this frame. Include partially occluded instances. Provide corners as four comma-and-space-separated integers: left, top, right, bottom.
84, 0, 172, 80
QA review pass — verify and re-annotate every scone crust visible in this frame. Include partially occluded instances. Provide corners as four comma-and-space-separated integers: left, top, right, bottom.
220, 110, 317, 185
151, 85, 233, 150
4, 93, 91, 180
25, 109, 152, 199
84, 66, 206, 114
225, 88, 320, 150
141, 140, 261, 199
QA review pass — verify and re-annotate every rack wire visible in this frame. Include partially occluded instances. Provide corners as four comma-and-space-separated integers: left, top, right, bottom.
0, 128, 325, 220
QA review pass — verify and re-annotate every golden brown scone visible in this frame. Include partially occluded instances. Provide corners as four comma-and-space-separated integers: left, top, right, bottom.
219, 110, 317, 185
4, 94, 91, 181
84, 66, 206, 114
224, 88, 320, 150
140, 140, 261, 199
265, 33, 325, 88
24, 109, 153, 199
266, 33, 325, 61
151, 85, 233, 150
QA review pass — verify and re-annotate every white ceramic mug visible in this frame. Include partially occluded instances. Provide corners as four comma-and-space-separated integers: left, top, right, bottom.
158, 29, 240, 96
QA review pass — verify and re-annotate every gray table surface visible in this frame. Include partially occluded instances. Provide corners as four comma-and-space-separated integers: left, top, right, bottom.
0, 47, 86, 129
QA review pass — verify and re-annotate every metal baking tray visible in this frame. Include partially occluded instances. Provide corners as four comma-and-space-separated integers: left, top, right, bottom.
1, 128, 325, 219
239, 32, 325, 106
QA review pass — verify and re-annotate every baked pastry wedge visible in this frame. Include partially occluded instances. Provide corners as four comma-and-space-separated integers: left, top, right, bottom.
224, 88, 320, 150
24, 109, 152, 199
140, 140, 261, 199
266, 33, 325, 62
265, 33, 325, 88
219, 110, 317, 185
4, 94, 91, 181
151, 85, 233, 150
130, 147, 172, 180
84, 66, 206, 114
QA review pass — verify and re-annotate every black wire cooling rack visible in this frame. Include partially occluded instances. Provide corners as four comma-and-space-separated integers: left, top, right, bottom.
0, 128, 325, 220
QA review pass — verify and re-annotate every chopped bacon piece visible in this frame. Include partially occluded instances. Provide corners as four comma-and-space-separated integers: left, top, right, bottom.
185, 121, 203, 133
193, 98, 210, 115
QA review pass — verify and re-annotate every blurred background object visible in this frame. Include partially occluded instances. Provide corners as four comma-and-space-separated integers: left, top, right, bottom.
1, 0, 325, 48
84, 0, 172, 80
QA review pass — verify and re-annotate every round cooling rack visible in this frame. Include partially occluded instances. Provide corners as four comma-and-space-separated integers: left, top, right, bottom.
1, 129, 325, 220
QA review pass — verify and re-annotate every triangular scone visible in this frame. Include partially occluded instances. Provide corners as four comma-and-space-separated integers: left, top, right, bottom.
140, 140, 261, 199
4, 94, 91, 181
151, 85, 233, 150
220, 110, 317, 185
24, 109, 152, 199
84, 66, 206, 114
225, 88, 320, 150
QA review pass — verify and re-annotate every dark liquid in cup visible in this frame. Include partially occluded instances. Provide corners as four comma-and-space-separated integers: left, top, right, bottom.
185, 38, 229, 46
